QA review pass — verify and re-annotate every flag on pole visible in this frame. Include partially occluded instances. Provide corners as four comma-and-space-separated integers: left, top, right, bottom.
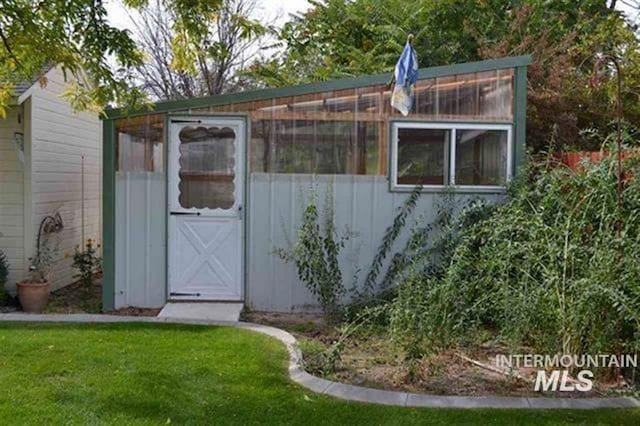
390, 39, 418, 116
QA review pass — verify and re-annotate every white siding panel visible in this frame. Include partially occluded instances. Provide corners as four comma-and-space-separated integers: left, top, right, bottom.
110, 169, 504, 312
115, 173, 166, 308
0, 106, 25, 291
247, 173, 505, 312
28, 67, 102, 290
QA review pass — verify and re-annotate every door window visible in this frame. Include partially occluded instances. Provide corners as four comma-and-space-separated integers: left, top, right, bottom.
178, 126, 236, 209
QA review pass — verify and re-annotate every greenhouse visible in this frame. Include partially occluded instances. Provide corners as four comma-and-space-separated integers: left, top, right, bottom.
102, 55, 530, 312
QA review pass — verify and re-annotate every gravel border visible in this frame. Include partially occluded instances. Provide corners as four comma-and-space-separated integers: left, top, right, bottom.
1, 313, 638, 409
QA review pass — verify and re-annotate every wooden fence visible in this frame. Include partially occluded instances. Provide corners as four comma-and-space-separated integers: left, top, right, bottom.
554, 150, 639, 171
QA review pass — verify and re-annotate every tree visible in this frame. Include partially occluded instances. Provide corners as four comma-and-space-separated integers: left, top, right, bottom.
0, 0, 241, 115
131, 0, 265, 100
0, 0, 146, 116
248, 0, 640, 151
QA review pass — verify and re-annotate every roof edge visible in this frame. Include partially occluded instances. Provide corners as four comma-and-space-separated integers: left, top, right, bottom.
105, 54, 532, 120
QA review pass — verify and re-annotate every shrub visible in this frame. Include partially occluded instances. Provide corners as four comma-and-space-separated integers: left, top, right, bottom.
29, 234, 57, 283
389, 152, 640, 364
72, 239, 101, 290
275, 185, 351, 322
297, 338, 342, 377
0, 249, 9, 300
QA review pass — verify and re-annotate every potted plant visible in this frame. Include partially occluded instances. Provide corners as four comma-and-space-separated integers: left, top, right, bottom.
17, 214, 62, 313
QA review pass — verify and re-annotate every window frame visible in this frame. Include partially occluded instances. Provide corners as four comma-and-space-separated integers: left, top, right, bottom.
390, 121, 513, 192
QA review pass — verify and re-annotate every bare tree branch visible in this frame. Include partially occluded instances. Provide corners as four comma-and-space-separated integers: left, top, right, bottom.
130, 0, 265, 100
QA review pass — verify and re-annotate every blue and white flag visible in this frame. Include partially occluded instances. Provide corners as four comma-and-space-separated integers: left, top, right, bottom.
391, 41, 419, 116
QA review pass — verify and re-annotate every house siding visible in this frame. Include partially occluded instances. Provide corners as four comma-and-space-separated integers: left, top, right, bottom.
111, 172, 503, 311
28, 67, 102, 290
114, 172, 166, 308
0, 106, 25, 292
246, 173, 504, 312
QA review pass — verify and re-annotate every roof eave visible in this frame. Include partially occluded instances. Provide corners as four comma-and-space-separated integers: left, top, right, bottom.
104, 54, 532, 120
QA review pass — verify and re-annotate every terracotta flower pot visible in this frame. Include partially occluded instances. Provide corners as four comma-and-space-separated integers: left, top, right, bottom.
17, 280, 51, 313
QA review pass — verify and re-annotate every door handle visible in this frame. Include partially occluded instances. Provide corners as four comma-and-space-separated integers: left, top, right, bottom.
170, 211, 201, 216
238, 205, 243, 219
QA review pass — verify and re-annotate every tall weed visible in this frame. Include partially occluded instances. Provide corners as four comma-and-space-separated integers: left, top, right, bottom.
390, 153, 640, 363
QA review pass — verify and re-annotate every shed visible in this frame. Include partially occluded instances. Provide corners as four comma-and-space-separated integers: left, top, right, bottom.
102, 55, 530, 313
0, 66, 102, 293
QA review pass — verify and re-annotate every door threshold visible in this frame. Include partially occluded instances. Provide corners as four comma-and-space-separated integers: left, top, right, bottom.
167, 299, 244, 303
159, 302, 244, 321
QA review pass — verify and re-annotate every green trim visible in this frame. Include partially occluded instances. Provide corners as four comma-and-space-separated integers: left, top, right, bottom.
242, 115, 249, 303
102, 119, 116, 312
163, 114, 170, 303
240, 114, 251, 306
104, 55, 532, 120
514, 65, 527, 171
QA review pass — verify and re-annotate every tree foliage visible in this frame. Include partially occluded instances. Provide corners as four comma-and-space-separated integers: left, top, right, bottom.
248, 0, 640, 151
0, 0, 262, 114
131, 0, 266, 100
0, 0, 147, 116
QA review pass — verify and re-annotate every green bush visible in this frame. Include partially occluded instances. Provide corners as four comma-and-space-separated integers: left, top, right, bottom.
0, 249, 8, 300
389, 152, 640, 361
275, 185, 351, 323
72, 238, 101, 290
277, 183, 424, 324
297, 338, 342, 377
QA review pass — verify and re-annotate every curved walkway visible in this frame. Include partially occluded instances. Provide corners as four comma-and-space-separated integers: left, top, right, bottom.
1, 313, 638, 410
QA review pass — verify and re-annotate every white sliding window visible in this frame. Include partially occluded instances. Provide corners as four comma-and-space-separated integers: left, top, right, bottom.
390, 122, 512, 191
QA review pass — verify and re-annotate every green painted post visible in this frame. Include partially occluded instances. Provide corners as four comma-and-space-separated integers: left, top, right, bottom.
514, 65, 528, 172
102, 119, 116, 312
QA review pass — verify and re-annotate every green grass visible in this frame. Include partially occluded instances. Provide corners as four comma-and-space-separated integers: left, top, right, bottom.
0, 322, 638, 425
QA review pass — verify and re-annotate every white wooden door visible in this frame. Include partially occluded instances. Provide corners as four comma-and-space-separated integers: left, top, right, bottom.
167, 116, 244, 300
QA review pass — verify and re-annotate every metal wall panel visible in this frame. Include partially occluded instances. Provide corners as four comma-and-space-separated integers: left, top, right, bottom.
114, 171, 503, 312
115, 173, 166, 308
247, 173, 503, 312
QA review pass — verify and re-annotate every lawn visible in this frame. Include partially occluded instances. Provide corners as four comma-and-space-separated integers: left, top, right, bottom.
0, 322, 638, 425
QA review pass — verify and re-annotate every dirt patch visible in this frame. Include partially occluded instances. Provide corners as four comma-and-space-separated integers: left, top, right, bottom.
243, 311, 328, 336
106, 306, 162, 317
45, 275, 103, 314
0, 295, 19, 313
246, 311, 624, 398
45, 276, 158, 317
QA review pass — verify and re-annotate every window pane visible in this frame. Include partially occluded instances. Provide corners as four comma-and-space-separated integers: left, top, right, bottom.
249, 118, 378, 175
116, 114, 164, 172
455, 129, 508, 186
436, 75, 458, 117
397, 128, 450, 185
250, 119, 270, 173
178, 126, 236, 209
477, 69, 513, 119
184, 67, 515, 177
413, 78, 436, 116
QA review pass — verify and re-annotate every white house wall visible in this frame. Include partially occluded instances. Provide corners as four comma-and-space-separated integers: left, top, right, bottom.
0, 106, 25, 292
28, 67, 102, 290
